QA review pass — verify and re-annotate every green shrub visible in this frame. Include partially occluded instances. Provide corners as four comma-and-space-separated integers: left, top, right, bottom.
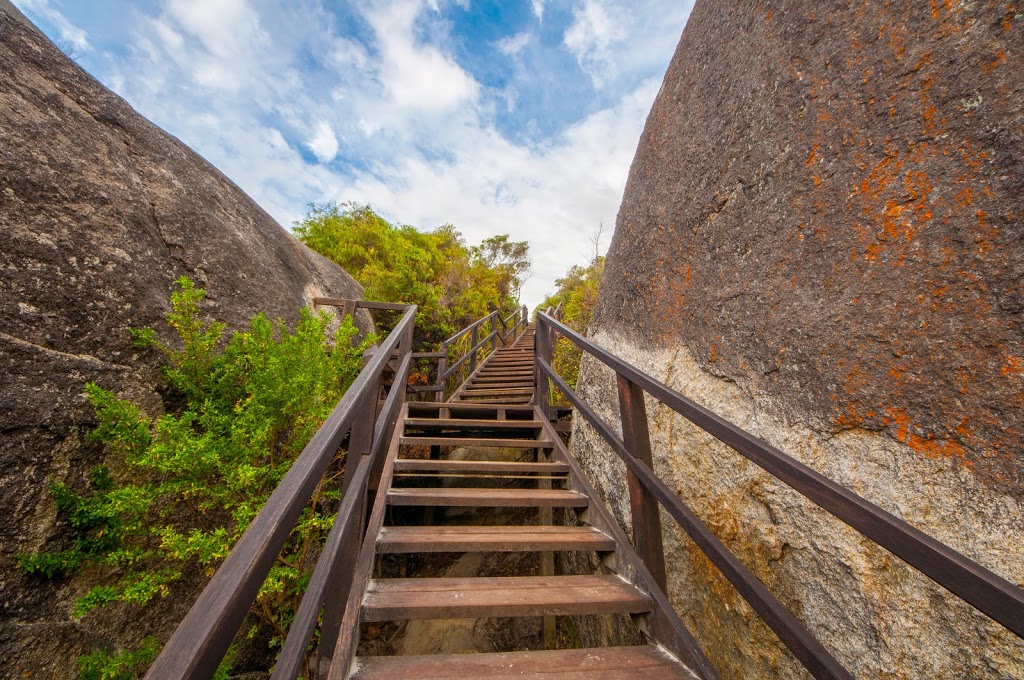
19, 276, 375, 670
535, 256, 605, 399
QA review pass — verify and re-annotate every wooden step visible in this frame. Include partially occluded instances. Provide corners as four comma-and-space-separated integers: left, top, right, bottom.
351, 646, 694, 679
377, 525, 615, 553
399, 436, 554, 448
361, 575, 650, 621
477, 366, 533, 371
467, 377, 534, 385
393, 460, 569, 474
386, 488, 588, 507
409, 403, 535, 413
462, 387, 534, 395
404, 418, 544, 430
457, 395, 532, 401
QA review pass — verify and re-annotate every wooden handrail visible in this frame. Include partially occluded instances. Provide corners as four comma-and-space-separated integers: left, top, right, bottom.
435, 306, 527, 401
535, 311, 1024, 678
147, 305, 417, 679
272, 351, 411, 678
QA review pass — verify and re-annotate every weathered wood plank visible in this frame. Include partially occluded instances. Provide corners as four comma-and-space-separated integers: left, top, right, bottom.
350, 646, 697, 679
361, 575, 651, 621
404, 418, 543, 429
376, 525, 615, 553
393, 459, 568, 473
399, 436, 554, 448
386, 488, 588, 507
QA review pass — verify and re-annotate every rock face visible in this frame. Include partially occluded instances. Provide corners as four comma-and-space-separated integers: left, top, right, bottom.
0, 3, 366, 674
581, 1, 1024, 678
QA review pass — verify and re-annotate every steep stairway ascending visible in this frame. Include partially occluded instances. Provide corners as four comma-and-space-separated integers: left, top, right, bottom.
343, 395, 699, 679
450, 324, 536, 405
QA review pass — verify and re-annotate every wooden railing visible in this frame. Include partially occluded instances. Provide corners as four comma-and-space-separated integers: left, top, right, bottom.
147, 303, 417, 679
434, 304, 529, 401
313, 298, 528, 403
533, 311, 1024, 680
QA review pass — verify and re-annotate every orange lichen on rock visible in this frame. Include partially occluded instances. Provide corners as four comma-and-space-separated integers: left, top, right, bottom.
981, 51, 1008, 73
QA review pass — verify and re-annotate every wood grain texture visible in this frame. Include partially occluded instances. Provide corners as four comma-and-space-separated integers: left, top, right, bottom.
361, 575, 651, 621
376, 525, 615, 553
386, 488, 586, 507
350, 645, 697, 679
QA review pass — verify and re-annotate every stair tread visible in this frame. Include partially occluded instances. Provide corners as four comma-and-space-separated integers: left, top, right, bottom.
393, 459, 568, 473
350, 646, 692, 679
405, 418, 544, 428
361, 575, 651, 621
377, 525, 615, 553
400, 437, 554, 448
386, 487, 588, 507
461, 387, 534, 394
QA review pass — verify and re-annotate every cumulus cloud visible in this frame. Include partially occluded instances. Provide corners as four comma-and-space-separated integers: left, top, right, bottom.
563, 0, 630, 87
363, 1, 478, 114
15, 0, 89, 51
306, 121, 339, 163
497, 31, 531, 56
13, 0, 694, 308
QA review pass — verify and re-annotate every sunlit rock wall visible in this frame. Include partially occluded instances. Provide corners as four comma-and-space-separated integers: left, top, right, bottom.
577, 1, 1024, 677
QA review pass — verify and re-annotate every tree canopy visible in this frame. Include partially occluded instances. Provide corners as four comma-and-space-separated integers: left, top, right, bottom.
535, 255, 605, 392
295, 202, 529, 348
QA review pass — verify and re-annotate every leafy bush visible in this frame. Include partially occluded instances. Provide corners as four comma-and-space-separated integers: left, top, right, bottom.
535, 256, 605, 397
294, 202, 528, 348
19, 276, 374, 669
77, 637, 159, 680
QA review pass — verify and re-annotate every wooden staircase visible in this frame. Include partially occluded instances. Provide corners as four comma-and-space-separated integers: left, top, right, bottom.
340, 334, 700, 678
451, 325, 536, 405
150, 302, 1024, 680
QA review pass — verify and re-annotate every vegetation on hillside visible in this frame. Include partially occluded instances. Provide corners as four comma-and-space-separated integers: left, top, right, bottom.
535, 255, 605, 393
19, 277, 373, 676
294, 202, 530, 348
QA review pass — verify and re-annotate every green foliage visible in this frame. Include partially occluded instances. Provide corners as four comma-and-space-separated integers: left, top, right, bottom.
535, 256, 605, 397
77, 638, 232, 680
294, 202, 529, 348
77, 637, 159, 680
20, 276, 374, 668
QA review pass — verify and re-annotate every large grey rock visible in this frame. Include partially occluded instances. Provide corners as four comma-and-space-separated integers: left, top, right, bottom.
582, 1, 1024, 678
0, 3, 366, 673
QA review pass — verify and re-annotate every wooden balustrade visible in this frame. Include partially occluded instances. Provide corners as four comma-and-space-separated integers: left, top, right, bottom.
146, 305, 417, 679
533, 310, 1024, 680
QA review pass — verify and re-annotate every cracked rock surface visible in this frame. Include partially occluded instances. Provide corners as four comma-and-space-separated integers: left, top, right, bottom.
0, 3, 366, 673
582, 1, 1024, 678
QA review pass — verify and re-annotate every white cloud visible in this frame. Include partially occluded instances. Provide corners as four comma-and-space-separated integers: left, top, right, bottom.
363, 1, 478, 114
306, 121, 339, 163
563, 0, 630, 87
497, 31, 531, 56
338, 77, 663, 307
14, 0, 89, 51
40, 0, 694, 309
165, 0, 266, 59
531, 0, 545, 21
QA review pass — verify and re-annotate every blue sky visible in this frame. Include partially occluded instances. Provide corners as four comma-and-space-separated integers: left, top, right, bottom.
12, 0, 694, 308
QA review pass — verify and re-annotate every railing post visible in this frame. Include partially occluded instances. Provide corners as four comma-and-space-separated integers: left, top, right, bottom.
469, 325, 478, 374
318, 381, 378, 674
436, 342, 448, 403
491, 312, 499, 352
533, 316, 552, 419
615, 374, 667, 592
